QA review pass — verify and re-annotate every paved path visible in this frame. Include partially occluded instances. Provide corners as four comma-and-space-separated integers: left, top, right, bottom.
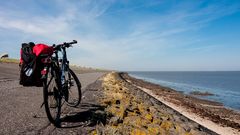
0, 63, 105, 134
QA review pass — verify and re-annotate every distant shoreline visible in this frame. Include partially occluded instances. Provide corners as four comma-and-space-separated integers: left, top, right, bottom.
128, 71, 240, 111
120, 72, 240, 134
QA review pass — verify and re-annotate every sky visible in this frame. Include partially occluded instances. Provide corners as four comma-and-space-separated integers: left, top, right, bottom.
0, 0, 240, 71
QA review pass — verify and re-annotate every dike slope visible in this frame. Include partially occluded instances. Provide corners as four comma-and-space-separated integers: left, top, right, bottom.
93, 72, 217, 135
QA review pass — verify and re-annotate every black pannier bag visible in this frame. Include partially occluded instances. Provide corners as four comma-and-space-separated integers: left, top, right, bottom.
19, 42, 42, 86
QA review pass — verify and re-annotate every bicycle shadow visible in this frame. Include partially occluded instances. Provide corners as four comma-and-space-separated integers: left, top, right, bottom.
60, 103, 107, 128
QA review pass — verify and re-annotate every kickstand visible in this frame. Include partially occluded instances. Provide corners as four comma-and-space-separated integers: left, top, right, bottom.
33, 102, 45, 118
40, 102, 44, 108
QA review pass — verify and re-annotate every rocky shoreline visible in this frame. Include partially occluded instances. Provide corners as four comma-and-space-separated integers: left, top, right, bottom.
77, 72, 240, 134
120, 72, 240, 134
90, 72, 219, 134
189, 91, 215, 96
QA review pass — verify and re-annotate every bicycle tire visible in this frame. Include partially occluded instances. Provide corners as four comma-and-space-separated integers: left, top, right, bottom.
43, 65, 62, 127
65, 68, 82, 107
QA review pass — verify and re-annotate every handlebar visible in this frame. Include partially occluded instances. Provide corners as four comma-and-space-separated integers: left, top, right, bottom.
57, 40, 77, 46
53, 40, 77, 51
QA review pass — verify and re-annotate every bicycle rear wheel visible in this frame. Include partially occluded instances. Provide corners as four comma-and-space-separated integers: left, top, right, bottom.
64, 68, 81, 107
43, 66, 62, 127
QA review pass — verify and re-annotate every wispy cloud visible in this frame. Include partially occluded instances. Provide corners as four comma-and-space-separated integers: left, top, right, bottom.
0, 0, 240, 70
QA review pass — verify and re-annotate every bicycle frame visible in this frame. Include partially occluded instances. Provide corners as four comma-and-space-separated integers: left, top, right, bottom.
41, 40, 77, 92
42, 40, 81, 127
52, 46, 69, 89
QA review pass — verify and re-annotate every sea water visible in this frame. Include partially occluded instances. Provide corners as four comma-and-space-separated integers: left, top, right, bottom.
128, 71, 240, 111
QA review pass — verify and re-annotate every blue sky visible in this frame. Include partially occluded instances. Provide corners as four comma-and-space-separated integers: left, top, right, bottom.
0, 0, 240, 71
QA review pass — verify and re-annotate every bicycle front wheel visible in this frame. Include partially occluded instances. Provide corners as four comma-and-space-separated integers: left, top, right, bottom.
43, 66, 62, 127
64, 68, 81, 107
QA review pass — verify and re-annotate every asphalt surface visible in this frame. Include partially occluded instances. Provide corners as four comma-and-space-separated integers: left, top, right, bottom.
0, 63, 105, 134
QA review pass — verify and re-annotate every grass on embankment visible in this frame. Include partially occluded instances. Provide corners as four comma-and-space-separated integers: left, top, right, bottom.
71, 65, 111, 74
0, 58, 110, 73
0, 58, 19, 64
